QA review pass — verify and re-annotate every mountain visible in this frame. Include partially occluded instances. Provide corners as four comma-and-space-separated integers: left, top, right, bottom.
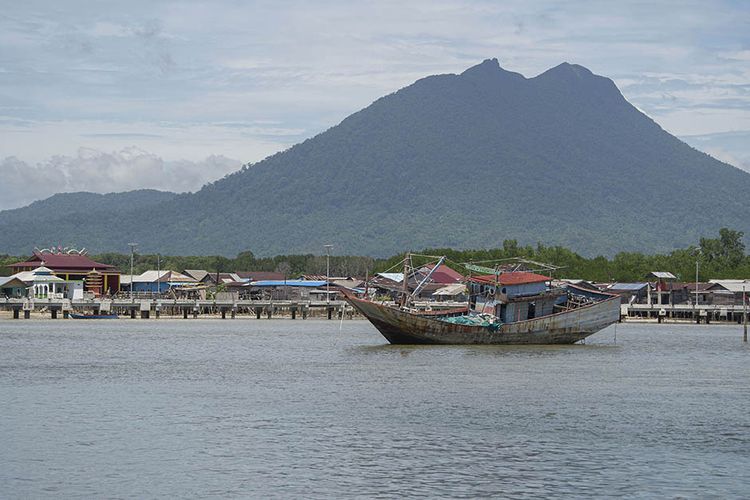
0, 190, 178, 253
0, 190, 177, 225
1, 59, 749, 257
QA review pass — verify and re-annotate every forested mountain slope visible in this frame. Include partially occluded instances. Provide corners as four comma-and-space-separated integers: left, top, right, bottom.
1, 59, 748, 257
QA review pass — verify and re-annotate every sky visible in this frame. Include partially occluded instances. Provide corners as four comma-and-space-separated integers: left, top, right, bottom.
1, 0, 749, 210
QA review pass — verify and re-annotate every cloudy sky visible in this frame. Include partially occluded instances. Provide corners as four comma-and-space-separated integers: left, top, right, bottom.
1, 0, 748, 209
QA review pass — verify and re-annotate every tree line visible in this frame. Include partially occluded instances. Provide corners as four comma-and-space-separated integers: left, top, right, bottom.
1, 229, 747, 283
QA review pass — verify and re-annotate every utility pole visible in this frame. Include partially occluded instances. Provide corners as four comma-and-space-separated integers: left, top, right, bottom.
128, 242, 138, 299
695, 259, 699, 307
743, 285, 747, 343
324, 244, 333, 304
157, 253, 161, 296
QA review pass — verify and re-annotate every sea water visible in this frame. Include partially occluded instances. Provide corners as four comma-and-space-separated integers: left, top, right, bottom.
1, 320, 749, 498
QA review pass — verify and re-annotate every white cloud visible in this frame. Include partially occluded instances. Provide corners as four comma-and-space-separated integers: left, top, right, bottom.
0, 148, 241, 210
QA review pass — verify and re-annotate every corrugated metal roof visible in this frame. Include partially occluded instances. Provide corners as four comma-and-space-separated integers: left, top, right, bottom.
183, 269, 209, 281
0, 276, 27, 288
415, 264, 464, 284
470, 272, 550, 286
708, 280, 750, 293
377, 273, 404, 283
649, 271, 677, 279
250, 280, 327, 287
132, 270, 170, 283
609, 282, 649, 291
236, 271, 285, 281
432, 283, 467, 296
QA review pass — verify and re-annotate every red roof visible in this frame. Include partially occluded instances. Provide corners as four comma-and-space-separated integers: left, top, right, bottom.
470, 272, 550, 286
417, 263, 464, 284
10, 251, 116, 271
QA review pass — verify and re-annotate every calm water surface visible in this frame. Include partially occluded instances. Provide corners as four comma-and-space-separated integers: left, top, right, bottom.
1, 319, 749, 498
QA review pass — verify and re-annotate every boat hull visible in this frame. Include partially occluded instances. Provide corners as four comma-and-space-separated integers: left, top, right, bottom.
69, 313, 119, 319
346, 295, 620, 345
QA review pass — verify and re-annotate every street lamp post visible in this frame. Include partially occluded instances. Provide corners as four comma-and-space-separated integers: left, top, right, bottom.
324, 244, 333, 304
128, 242, 138, 299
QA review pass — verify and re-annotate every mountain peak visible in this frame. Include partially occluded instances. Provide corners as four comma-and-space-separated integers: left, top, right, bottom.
535, 62, 596, 82
460, 58, 524, 82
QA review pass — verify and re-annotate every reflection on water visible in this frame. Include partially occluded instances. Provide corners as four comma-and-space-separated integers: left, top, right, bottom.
1, 319, 749, 498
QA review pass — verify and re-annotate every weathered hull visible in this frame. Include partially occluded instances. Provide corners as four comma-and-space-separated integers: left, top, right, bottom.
346, 295, 620, 345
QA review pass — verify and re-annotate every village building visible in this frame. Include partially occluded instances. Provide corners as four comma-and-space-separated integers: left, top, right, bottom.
647, 271, 678, 305
707, 280, 750, 305
0, 276, 28, 298
9, 249, 121, 295
606, 283, 651, 304
245, 279, 329, 300
121, 270, 197, 293
9, 266, 83, 299
650, 281, 713, 306
367, 273, 404, 300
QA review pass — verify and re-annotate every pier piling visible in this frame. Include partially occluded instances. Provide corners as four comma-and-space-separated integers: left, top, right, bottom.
13, 309, 19, 319
24, 310, 30, 319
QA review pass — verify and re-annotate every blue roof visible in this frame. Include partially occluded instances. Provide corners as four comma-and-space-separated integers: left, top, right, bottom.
250, 280, 327, 287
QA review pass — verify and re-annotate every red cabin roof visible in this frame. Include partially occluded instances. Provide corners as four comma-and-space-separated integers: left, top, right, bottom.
10, 250, 117, 272
470, 272, 550, 286
416, 263, 464, 284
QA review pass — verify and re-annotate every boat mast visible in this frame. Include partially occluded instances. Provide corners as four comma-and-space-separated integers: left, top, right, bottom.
401, 252, 410, 307
411, 256, 446, 300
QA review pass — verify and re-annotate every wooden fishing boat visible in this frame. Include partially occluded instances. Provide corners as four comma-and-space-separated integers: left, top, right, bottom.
345, 256, 620, 345
69, 313, 119, 319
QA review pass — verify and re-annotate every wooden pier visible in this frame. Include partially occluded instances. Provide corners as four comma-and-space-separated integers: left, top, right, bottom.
622, 303, 748, 324
0, 297, 467, 320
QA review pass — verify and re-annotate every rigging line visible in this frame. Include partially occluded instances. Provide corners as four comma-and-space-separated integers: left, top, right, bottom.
409, 253, 446, 260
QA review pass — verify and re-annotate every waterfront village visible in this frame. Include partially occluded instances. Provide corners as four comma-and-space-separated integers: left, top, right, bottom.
0, 247, 748, 323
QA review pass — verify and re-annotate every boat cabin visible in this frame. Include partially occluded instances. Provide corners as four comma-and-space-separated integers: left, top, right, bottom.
469, 272, 560, 323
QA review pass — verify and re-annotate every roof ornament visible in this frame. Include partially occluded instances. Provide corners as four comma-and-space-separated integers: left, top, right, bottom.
34, 246, 88, 255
